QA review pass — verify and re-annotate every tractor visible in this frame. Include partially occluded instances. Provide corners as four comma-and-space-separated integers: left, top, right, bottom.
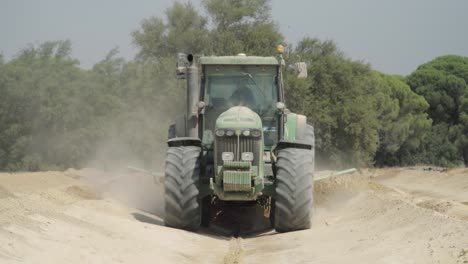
165, 46, 314, 233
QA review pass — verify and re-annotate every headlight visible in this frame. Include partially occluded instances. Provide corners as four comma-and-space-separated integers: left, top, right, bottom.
242, 130, 250, 136
251, 129, 261, 137
226, 130, 235, 136
215, 129, 225, 137
241, 152, 254, 161
222, 152, 234, 161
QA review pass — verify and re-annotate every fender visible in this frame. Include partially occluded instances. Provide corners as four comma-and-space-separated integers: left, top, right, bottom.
174, 114, 187, 137
167, 114, 189, 140
275, 140, 312, 151
167, 137, 201, 147
283, 112, 308, 141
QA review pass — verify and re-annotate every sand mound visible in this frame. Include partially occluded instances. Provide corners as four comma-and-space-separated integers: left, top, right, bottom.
0, 186, 13, 199
313, 172, 387, 205
1, 168, 468, 264
66, 185, 101, 200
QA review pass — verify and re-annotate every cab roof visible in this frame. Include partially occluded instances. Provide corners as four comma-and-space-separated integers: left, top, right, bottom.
199, 55, 282, 66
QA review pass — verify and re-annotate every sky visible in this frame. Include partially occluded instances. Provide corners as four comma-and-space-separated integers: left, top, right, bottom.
1, 0, 468, 75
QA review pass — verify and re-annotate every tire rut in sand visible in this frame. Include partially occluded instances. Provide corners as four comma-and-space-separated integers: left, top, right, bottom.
223, 238, 244, 264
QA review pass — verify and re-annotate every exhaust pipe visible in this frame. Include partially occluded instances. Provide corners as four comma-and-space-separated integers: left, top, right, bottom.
186, 54, 200, 137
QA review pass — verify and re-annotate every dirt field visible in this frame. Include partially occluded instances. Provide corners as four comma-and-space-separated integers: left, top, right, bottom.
1, 167, 468, 263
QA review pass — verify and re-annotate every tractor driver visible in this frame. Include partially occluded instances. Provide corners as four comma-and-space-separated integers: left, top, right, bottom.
229, 81, 257, 109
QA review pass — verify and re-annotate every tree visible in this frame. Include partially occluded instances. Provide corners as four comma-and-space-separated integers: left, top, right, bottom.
132, 2, 210, 60
203, 0, 283, 56
407, 55, 468, 166
0, 41, 128, 170
459, 95, 468, 166
373, 73, 431, 166
285, 38, 383, 168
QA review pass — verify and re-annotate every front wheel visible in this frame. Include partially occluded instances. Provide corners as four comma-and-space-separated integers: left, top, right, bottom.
274, 125, 315, 232
164, 146, 201, 231
274, 147, 313, 232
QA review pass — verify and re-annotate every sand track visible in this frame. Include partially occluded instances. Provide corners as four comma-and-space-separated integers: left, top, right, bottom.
0, 168, 467, 263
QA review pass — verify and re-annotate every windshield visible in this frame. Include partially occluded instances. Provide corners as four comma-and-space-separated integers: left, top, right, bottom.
202, 65, 279, 147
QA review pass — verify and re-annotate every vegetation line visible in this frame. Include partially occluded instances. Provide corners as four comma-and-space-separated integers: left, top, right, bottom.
0, 0, 467, 171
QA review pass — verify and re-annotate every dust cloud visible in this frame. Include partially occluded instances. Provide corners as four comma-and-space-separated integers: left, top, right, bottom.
77, 104, 178, 218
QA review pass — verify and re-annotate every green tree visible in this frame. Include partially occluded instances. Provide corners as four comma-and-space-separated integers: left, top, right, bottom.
459, 95, 468, 165
0, 41, 125, 170
132, 2, 210, 59
373, 73, 431, 166
407, 55, 468, 166
285, 38, 383, 167
203, 0, 283, 56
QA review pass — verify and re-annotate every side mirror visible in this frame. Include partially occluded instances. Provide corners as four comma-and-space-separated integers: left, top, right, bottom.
197, 101, 206, 111
276, 102, 286, 112
176, 66, 186, 79
295, 62, 308, 79
189, 101, 205, 116
176, 53, 188, 79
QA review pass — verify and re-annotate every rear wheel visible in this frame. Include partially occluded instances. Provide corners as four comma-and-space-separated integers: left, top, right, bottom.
164, 146, 201, 231
274, 125, 314, 232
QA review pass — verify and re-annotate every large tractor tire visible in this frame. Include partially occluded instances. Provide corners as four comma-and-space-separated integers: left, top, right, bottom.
274, 125, 314, 232
164, 146, 202, 231
298, 124, 315, 168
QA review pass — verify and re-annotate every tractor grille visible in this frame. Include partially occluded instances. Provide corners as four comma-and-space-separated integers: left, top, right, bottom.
215, 136, 261, 167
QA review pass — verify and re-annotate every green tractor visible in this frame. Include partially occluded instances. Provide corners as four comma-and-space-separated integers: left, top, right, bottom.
165, 47, 314, 233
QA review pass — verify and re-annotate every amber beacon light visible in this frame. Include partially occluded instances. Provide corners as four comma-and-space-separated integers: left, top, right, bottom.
276, 44, 284, 54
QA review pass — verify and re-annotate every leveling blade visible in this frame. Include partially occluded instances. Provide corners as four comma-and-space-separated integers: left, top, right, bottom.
314, 168, 357, 181
127, 166, 164, 184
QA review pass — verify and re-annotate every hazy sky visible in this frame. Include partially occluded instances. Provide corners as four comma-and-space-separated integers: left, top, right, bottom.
2, 0, 468, 75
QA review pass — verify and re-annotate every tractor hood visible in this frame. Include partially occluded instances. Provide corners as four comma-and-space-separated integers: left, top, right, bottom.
215, 106, 262, 129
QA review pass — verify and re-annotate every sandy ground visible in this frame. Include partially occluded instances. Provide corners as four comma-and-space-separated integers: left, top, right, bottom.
0, 167, 467, 264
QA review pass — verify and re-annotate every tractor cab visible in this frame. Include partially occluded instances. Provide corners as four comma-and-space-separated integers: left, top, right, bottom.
200, 56, 282, 149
